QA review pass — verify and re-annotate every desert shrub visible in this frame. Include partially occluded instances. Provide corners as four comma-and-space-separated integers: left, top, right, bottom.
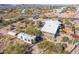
75, 27, 79, 30
55, 43, 67, 54
62, 43, 67, 49
73, 39, 79, 45
38, 41, 67, 54
4, 43, 29, 54
55, 43, 64, 54
64, 20, 72, 25
25, 26, 42, 36
68, 40, 73, 44
38, 41, 56, 54
61, 36, 69, 42
65, 6, 77, 11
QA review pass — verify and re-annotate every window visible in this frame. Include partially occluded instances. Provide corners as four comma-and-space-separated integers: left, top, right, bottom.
31, 39, 33, 43
28, 40, 30, 42
31, 39, 33, 42
25, 39, 27, 41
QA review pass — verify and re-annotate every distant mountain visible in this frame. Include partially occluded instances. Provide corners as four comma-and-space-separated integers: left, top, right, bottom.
15, 4, 79, 8
0, 4, 17, 8
0, 4, 78, 8
0, 4, 49, 7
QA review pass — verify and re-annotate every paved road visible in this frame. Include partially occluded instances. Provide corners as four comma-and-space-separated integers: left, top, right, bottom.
71, 45, 79, 54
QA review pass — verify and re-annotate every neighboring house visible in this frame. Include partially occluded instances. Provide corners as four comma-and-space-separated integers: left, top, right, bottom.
17, 32, 36, 44
49, 7, 65, 13
29, 17, 41, 26
21, 9, 28, 13
41, 20, 62, 40
21, 9, 26, 13
33, 15, 40, 19
53, 9, 64, 13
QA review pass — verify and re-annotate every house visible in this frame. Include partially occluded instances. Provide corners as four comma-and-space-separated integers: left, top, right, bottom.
41, 20, 62, 40
17, 32, 36, 44
8, 31, 42, 44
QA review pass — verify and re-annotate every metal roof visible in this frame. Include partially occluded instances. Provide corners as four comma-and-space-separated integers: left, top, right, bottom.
41, 20, 61, 34
53, 9, 64, 13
